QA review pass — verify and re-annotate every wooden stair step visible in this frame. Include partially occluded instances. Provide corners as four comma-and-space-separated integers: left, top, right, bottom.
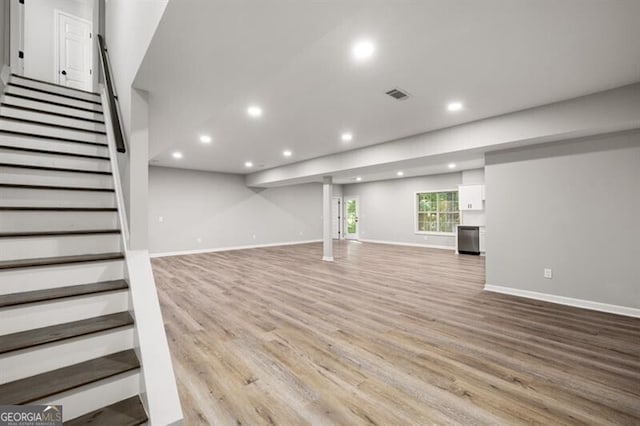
0, 116, 107, 135
1, 103, 105, 124
0, 162, 112, 175
0, 129, 108, 147
65, 395, 148, 426
0, 252, 124, 270
0, 144, 110, 160
0, 350, 140, 404
0, 229, 120, 238
0, 93, 103, 114
8, 82, 103, 105
0, 279, 128, 308
11, 73, 101, 97
0, 312, 134, 354
0, 206, 117, 211
0, 183, 115, 192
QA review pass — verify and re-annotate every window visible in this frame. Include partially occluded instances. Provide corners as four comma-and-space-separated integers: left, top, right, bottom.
416, 190, 459, 233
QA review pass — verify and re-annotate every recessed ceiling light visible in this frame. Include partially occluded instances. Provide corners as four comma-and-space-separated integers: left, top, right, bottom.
356, 176, 362, 181
199, 135, 212, 144
447, 101, 464, 112
448, 163, 457, 169
283, 150, 292, 157
341, 132, 353, 142
247, 106, 262, 117
172, 151, 183, 159
244, 161, 253, 168
396, 171, 404, 177
353, 40, 375, 60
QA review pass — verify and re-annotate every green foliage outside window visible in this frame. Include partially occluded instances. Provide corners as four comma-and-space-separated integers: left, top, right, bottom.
417, 191, 459, 233
346, 199, 357, 234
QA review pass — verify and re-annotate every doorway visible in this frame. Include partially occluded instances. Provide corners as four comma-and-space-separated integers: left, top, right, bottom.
54, 10, 93, 91
344, 197, 359, 240
331, 197, 342, 239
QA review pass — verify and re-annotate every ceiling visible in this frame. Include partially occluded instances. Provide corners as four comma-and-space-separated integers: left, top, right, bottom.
136, 0, 640, 177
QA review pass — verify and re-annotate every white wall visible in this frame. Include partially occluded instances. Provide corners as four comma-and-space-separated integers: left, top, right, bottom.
343, 172, 480, 248
485, 130, 640, 310
24, 0, 96, 84
148, 166, 323, 255
1, 0, 8, 72
104, 0, 167, 137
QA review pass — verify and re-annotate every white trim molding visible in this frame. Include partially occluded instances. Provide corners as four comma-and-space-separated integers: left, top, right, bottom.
359, 239, 455, 251
484, 284, 640, 318
150, 239, 322, 258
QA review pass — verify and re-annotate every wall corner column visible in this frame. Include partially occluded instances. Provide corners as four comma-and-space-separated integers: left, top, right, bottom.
322, 176, 334, 261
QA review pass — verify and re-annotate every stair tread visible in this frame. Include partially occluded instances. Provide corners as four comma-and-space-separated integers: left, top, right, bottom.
0, 312, 133, 354
8, 82, 102, 105
1, 103, 105, 124
0, 115, 107, 135
3, 93, 103, 114
0, 129, 108, 147
0, 183, 114, 192
0, 229, 120, 238
0, 163, 112, 175
0, 252, 124, 270
0, 207, 117, 211
0, 279, 128, 308
10, 74, 101, 97
0, 144, 110, 160
65, 395, 148, 426
0, 350, 140, 404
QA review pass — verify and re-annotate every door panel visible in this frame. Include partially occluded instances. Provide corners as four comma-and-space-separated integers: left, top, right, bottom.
57, 13, 92, 91
331, 197, 341, 239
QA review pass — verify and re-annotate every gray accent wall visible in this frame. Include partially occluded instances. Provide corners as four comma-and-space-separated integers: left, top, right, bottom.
485, 130, 640, 309
148, 166, 322, 254
343, 172, 470, 248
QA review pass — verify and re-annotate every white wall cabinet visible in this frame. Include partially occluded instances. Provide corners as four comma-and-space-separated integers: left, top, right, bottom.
458, 184, 484, 210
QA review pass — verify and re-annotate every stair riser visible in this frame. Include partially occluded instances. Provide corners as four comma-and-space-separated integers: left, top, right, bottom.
0, 259, 125, 294
0, 187, 116, 208
6, 86, 103, 112
0, 290, 129, 334
2, 95, 104, 121
9, 77, 101, 103
0, 134, 109, 157
0, 166, 114, 189
1, 107, 106, 132
37, 371, 141, 422
0, 327, 134, 384
0, 234, 122, 261
0, 150, 111, 172
0, 211, 119, 233
0, 119, 106, 144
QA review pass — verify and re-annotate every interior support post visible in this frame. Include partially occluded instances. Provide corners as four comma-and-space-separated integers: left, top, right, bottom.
322, 176, 334, 261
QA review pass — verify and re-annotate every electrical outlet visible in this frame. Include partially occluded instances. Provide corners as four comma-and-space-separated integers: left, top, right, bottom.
252, 234, 257, 240
196, 237, 202, 243
544, 268, 553, 279
158, 216, 164, 223
423, 235, 429, 241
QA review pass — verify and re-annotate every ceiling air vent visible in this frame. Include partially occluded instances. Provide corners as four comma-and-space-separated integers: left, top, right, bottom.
385, 88, 410, 100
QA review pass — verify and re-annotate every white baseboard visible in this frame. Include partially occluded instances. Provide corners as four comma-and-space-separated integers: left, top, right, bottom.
359, 239, 455, 251
150, 239, 322, 258
484, 284, 640, 318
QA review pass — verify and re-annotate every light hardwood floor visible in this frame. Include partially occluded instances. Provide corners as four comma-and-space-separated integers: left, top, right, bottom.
152, 241, 640, 425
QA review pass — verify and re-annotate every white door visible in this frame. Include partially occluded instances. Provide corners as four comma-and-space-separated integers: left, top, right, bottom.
331, 197, 342, 239
56, 11, 93, 91
344, 197, 359, 240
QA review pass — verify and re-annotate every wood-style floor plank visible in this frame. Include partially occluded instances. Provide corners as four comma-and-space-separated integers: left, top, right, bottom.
152, 241, 640, 426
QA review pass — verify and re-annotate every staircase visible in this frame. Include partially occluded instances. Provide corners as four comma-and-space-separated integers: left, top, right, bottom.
0, 74, 148, 424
